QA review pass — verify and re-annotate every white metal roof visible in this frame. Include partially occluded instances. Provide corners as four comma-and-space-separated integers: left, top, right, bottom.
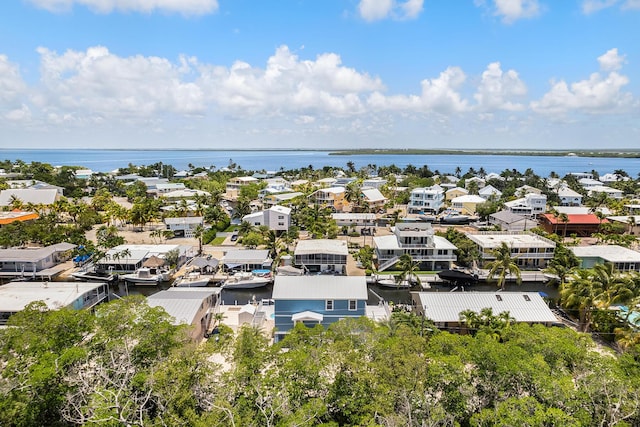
413, 292, 558, 323
0, 243, 76, 263
294, 239, 348, 256
0, 281, 105, 312
272, 276, 368, 300
570, 245, 640, 263
0, 188, 59, 206
223, 249, 271, 263
467, 233, 556, 249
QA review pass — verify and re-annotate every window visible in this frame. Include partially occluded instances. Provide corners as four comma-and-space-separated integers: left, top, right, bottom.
325, 300, 334, 311
348, 300, 357, 311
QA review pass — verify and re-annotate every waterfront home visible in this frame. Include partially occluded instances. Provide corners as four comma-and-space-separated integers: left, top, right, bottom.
556, 186, 583, 206
222, 249, 272, 273
504, 193, 547, 217
538, 213, 606, 237
445, 187, 468, 202
408, 185, 445, 214
0, 243, 76, 280
147, 288, 221, 340
0, 188, 61, 207
147, 183, 187, 197
0, 210, 39, 228
411, 292, 559, 333
0, 281, 109, 326
225, 176, 259, 200
478, 185, 502, 200
569, 245, 640, 272
332, 213, 377, 231
600, 173, 631, 183
450, 195, 486, 216
362, 177, 387, 189
489, 210, 538, 232
294, 239, 348, 274
515, 185, 542, 196
569, 172, 594, 180
588, 185, 624, 200
74, 169, 94, 180
164, 216, 205, 238
309, 187, 348, 212
373, 222, 457, 272
578, 177, 603, 189
272, 275, 368, 342
465, 177, 486, 189
242, 206, 291, 233
96, 244, 190, 273
361, 188, 387, 212
7, 179, 65, 196
466, 231, 556, 269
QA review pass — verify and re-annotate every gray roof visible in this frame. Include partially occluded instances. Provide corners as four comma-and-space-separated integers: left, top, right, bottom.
489, 210, 529, 224
272, 276, 368, 300
0, 243, 76, 263
147, 289, 219, 325
467, 232, 556, 249
413, 292, 558, 323
223, 249, 271, 264
0, 281, 105, 312
0, 188, 60, 206
164, 216, 204, 225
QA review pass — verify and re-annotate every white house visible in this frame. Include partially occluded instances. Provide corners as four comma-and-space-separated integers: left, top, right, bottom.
408, 185, 445, 214
556, 186, 583, 206
294, 239, 348, 274
467, 232, 556, 269
164, 216, 205, 238
478, 185, 502, 200
242, 205, 292, 232
504, 193, 547, 217
588, 185, 624, 200
0, 188, 61, 207
570, 245, 640, 272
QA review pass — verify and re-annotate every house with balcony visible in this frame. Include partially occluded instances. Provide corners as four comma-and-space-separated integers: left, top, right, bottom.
361, 188, 387, 212
569, 245, 640, 272
0, 243, 76, 280
309, 187, 348, 212
445, 187, 468, 202
466, 232, 556, 269
588, 185, 624, 200
556, 186, 583, 206
262, 192, 303, 208
373, 222, 457, 272
272, 275, 368, 342
164, 216, 205, 238
408, 185, 445, 214
450, 195, 486, 216
504, 193, 547, 217
225, 176, 259, 200
242, 205, 291, 233
538, 213, 606, 237
294, 239, 348, 274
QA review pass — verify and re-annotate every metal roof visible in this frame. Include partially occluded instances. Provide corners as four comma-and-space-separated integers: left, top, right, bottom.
0, 281, 106, 312
147, 289, 218, 325
294, 239, 348, 256
467, 232, 556, 249
413, 292, 558, 323
0, 243, 76, 263
272, 276, 368, 300
570, 245, 640, 263
223, 249, 271, 263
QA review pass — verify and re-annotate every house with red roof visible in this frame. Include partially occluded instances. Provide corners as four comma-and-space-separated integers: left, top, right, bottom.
539, 213, 607, 237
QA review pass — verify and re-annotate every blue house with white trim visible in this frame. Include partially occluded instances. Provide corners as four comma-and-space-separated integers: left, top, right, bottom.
272, 275, 368, 342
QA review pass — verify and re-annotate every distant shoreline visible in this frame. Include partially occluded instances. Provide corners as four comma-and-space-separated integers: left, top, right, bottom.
328, 149, 640, 158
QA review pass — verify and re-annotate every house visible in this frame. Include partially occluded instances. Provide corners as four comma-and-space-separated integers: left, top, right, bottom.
606, 215, 640, 235
515, 185, 542, 196
294, 239, 348, 273
600, 173, 631, 183
309, 187, 348, 212
0, 281, 109, 326
411, 292, 559, 332
466, 232, 556, 269
445, 187, 468, 202
147, 288, 221, 340
538, 213, 606, 237
272, 275, 368, 342
148, 183, 187, 197
6, 179, 65, 196
74, 169, 94, 180
225, 176, 259, 199
465, 177, 486, 189
222, 249, 272, 273
362, 177, 387, 189
0, 210, 39, 228
569, 245, 640, 272
361, 188, 387, 212
478, 185, 502, 200
96, 244, 190, 273
242, 206, 291, 232
556, 186, 583, 206
373, 222, 457, 272
315, 177, 338, 187
504, 193, 547, 217
408, 185, 445, 214
451, 195, 486, 215
263, 192, 304, 208
160, 188, 210, 201
578, 178, 603, 189
569, 172, 594, 180
0, 188, 61, 207
259, 177, 292, 197
588, 185, 624, 200
164, 216, 205, 238
332, 213, 377, 231
489, 210, 537, 232
0, 243, 76, 280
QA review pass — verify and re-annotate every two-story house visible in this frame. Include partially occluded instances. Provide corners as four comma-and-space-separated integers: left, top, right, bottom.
242, 206, 292, 233
408, 185, 445, 214
272, 275, 368, 342
467, 231, 556, 269
504, 193, 547, 217
309, 187, 348, 212
294, 239, 348, 273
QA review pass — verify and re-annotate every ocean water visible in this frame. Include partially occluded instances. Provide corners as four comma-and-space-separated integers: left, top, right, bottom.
1, 149, 639, 177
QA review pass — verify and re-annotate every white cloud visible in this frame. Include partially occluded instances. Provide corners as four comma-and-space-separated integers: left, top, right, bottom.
478, 0, 541, 24
26, 0, 218, 15
582, 0, 640, 13
0, 55, 27, 104
5, 105, 32, 122
474, 62, 527, 111
531, 72, 631, 114
598, 48, 625, 71
357, 0, 424, 22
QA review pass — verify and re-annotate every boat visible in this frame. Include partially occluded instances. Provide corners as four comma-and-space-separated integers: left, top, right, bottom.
71, 268, 118, 284
121, 267, 170, 285
172, 271, 211, 287
437, 267, 479, 284
376, 277, 412, 289
439, 212, 471, 224
221, 272, 272, 289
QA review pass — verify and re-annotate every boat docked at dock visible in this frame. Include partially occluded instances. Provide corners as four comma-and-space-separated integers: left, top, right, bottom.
437, 266, 479, 284
121, 267, 171, 285
71, 268, 118, 284
172, 271, 211, 288
221, 271, 273, 290
373, 274, 412, 289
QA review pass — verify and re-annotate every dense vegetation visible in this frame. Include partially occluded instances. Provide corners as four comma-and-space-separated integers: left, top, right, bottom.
1, 298, 639, 426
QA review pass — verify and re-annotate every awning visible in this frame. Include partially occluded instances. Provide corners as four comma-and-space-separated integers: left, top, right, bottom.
292, 311, 324, 322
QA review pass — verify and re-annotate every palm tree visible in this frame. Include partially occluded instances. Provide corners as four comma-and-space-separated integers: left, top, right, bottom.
194, 224, 205, 255
561, 268, 599, 332
558, 212, 569, 237
485, 241, 521, 291
396, 253, 420, 286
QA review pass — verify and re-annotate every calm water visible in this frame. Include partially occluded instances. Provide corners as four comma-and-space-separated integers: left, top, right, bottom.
1, 149, 639, 177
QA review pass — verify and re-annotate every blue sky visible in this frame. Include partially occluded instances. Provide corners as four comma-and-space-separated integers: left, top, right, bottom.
0, 0, 638, 150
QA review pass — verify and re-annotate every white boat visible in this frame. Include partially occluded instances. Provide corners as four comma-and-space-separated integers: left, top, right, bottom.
221, 272, 272, 289
121, 267, 170, 285
375, 275, 412, 289
172, 272, 211, 287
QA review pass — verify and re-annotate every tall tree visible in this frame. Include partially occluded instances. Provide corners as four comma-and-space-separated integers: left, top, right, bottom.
485, 242, 521, 291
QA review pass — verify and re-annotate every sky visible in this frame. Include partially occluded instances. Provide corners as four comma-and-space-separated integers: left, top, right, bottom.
0, 0, 639, 150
